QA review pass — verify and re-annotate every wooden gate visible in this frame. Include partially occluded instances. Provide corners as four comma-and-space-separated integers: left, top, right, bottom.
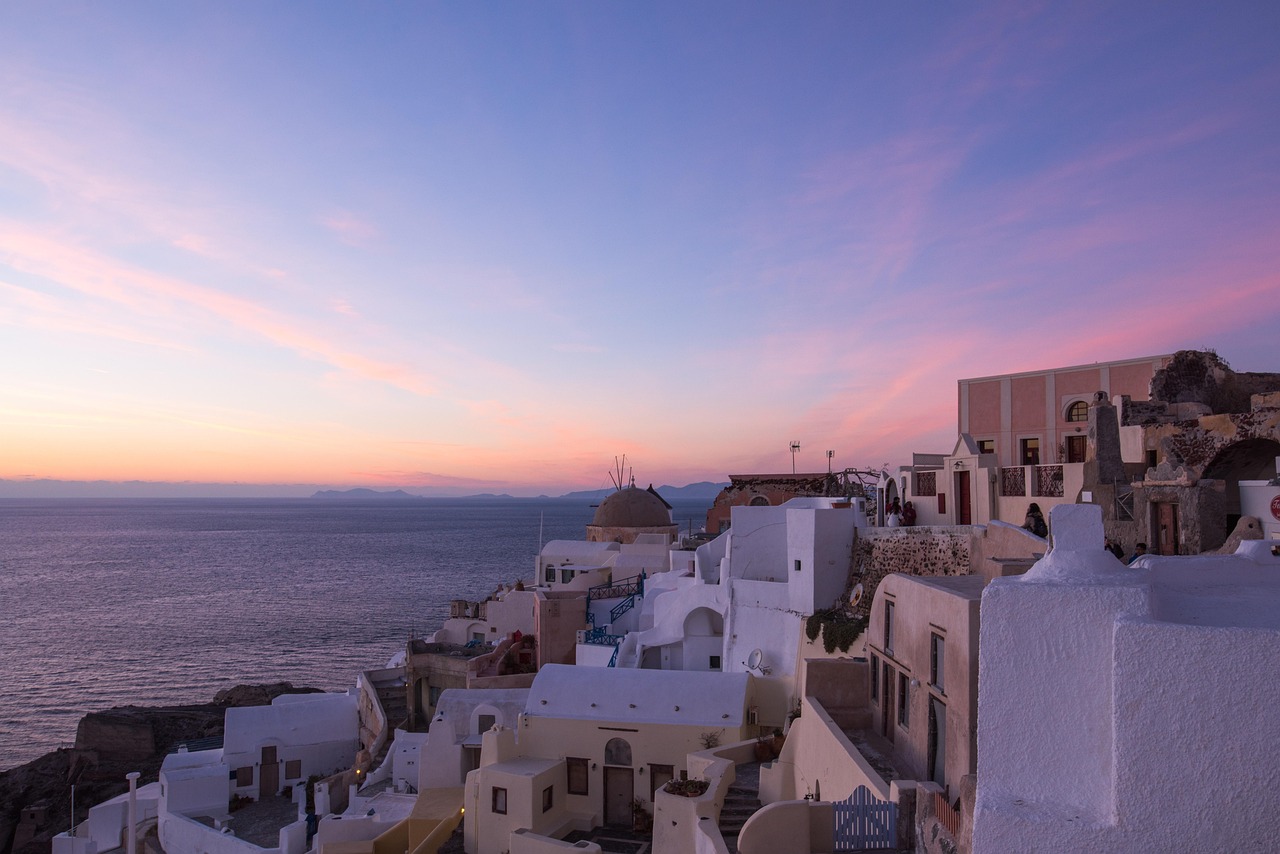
834, 786, 897, 850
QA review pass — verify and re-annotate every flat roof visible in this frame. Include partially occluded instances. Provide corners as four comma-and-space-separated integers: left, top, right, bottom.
527, 664, 748, 727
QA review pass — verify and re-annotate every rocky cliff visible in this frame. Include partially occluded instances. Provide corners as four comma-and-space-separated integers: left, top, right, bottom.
0, 683, 321, 854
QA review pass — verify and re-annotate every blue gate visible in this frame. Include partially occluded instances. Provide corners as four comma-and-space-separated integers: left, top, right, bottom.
834, 785, 897, 850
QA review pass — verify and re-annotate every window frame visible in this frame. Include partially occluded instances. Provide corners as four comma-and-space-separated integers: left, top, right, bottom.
542, 785, 554, 813
897, 671, 910, 729
567, 757, 589, 796
492, 786, 508, 815
930, 633, 945, 693
1065, 400, 1089, 423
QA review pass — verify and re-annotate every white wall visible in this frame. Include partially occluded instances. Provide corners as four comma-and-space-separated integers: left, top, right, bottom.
972, 505, 1280, 853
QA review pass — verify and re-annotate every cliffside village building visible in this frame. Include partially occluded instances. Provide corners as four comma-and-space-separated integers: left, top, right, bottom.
55, 349, 1280, 854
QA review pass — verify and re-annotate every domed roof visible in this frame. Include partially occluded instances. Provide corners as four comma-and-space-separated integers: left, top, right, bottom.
591, 486, 672, 528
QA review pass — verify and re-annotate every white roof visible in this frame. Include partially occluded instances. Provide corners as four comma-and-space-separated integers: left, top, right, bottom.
526, 664, 749, 727
224, 692, 357, 752
541, 540, 621, 557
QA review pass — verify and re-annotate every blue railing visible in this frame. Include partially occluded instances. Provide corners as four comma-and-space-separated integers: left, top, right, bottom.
610, 594, 637, 624
581, 626, 625, 646
588, 572, 646, 601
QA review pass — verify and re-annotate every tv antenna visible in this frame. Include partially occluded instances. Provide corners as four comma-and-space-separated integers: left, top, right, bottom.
608, 455, 632, 491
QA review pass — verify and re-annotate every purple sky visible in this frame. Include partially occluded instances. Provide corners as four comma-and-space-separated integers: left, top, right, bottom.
0, 2, 1276, 495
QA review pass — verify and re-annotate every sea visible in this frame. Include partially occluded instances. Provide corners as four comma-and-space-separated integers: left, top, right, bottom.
0, 496, 713, 772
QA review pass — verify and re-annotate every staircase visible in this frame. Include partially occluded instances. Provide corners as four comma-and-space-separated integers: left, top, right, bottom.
718, 783, 762, 853
371, 676, 408, 769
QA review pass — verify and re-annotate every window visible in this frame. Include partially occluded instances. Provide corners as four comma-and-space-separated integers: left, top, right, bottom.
235, 766, 253, 786
542, 785, 554, 813
709, 655, 721, 670
1066, 400, 1089, 422
1066, 435, 1087, 463
285, 759, 302, 780
567, 757, 589, 795
477, 714, 496, 734
545, 564, 555, 583
428, 685, 442, 706
937, 492, 946, 513
561, 569, 573, 584
915, 471, 937, 496
884, 601, 895, 654
897, 672, 910, 728
930, 633, 945, 692
1020, 438, 1040, 465
977, 439, 995, 455
492, 787, 507, 814
870, 653, 879, 702
794, 559, 802, 572
605, 738, 633, 767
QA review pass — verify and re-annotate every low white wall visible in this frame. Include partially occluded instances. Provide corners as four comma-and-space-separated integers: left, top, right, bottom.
508, 827, 602, 853
160, 812, 280, 854
761, 695, 887, 805
737, 800, 834, 854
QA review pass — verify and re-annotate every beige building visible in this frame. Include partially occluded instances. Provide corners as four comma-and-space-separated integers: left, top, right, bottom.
865, 574, 982, 797
464, 664, 755, 853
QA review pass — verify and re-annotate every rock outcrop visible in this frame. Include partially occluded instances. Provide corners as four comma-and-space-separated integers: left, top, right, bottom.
0, 683, 320, 854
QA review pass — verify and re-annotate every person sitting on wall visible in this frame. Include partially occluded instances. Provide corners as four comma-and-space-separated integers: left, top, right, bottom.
1023, 502, 1048, 538
1127, 542, 1148, 564
1104, 537, 1125, 559
902, 500, 917, 526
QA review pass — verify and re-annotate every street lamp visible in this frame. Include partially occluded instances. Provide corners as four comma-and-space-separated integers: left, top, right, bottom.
790, 441, 801, 474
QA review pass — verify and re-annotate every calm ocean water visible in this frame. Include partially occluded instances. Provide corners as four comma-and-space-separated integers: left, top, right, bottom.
0, 497, 711, 771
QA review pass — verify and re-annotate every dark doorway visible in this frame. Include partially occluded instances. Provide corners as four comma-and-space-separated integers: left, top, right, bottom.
1154, 502, 1180, 556
954, 471, 972, 524
259, 745, 278, 796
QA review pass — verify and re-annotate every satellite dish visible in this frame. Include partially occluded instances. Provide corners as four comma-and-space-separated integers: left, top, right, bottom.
746, 649, 763, 670
850, 583, 864, 607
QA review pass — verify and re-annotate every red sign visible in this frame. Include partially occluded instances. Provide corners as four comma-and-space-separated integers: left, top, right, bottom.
1271, 494, 1280, 522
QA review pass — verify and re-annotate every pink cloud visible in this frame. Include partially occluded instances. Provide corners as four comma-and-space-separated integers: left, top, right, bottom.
0, 224, 439, 396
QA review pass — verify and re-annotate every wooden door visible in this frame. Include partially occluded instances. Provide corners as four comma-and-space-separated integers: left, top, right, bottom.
650, 764, 674, 800
955, 472, 972, 524
604, 767, 633, 827
1155, 502, 1179, 555
259, 745, 279, 796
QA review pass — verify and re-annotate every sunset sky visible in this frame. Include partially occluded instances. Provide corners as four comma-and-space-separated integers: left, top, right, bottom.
1, 2, 1277, 496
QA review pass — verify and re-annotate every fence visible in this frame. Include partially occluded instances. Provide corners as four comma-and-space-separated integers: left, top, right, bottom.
933, 790, 961, 837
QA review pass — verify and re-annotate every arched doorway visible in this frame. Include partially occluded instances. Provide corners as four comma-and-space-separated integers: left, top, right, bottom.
603, 738, 633, 827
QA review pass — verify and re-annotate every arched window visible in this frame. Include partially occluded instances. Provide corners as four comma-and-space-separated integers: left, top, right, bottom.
1066, 401, 1089, 422
604, 738, 632, 767
749, 496, 770, 506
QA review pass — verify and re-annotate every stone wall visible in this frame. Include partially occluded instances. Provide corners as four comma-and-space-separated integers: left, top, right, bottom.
850, 527, 973, 620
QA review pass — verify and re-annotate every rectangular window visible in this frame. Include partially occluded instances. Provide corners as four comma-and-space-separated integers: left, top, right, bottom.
428, 685, 443, 706
915, 471, 937, 496
561, 568, 573, 584
1066, 435, 1087, 463
492, 787, 507, 814
235, 766, 253, 786
709, 655, 721, 670
884, 601, 895, 654
870, 653, 879, 703
977, 439, 995, 455
545, 564, 555, 583
567, 757, 589, 795
794, 559, 802, 572
1021, 438, 1041, 465
897, 672, 909, 729
930, 633, 945, 692
542, 785, 554, 813
285, 759, 302, 780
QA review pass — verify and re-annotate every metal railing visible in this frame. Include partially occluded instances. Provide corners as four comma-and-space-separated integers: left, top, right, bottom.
1033, 465, 1064, 497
